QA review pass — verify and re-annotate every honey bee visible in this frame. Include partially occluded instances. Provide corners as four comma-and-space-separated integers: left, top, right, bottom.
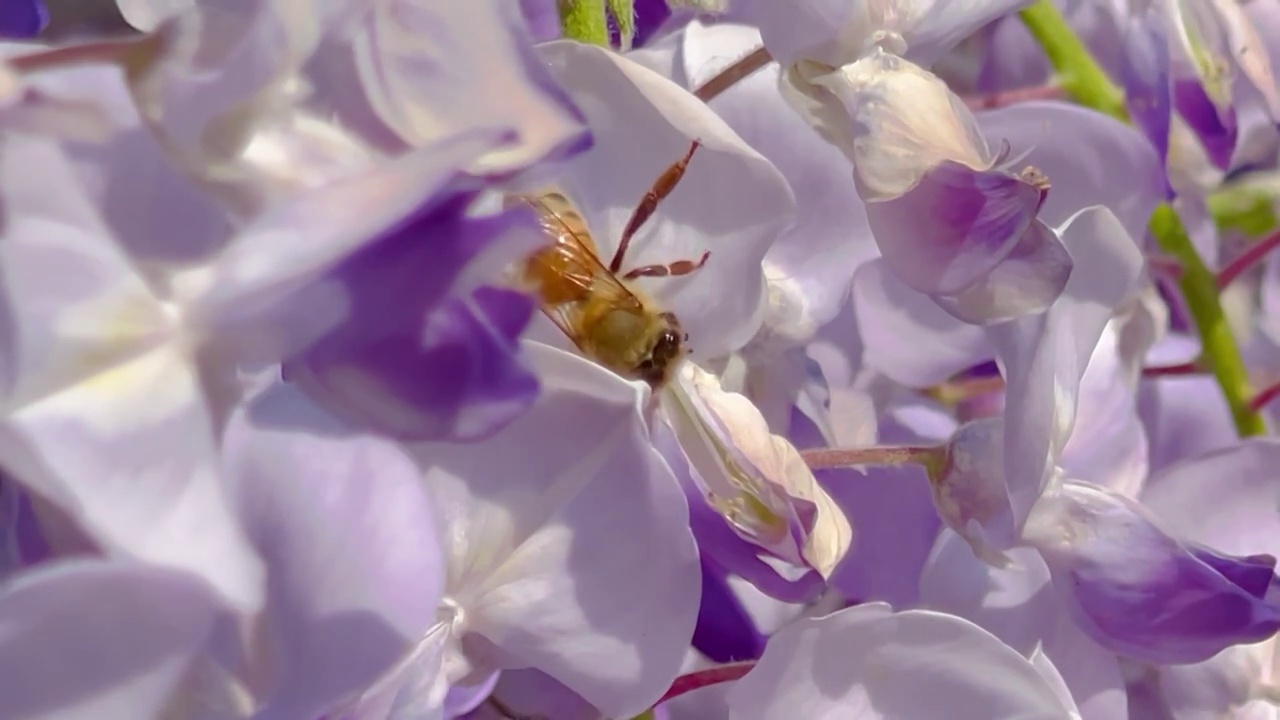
508, 139, 710, 389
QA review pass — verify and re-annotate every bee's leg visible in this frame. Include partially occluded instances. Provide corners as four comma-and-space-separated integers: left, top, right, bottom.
623, 250, 710, 280
611, 138, 702, 273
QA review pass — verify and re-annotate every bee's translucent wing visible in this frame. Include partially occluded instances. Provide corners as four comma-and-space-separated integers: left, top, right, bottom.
515, 193, 647, 347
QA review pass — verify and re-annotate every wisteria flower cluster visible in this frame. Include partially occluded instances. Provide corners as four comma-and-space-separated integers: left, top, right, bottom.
6, 0, 1280, 717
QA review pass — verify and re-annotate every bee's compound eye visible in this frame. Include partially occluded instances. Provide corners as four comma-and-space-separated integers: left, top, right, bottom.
655, 329, 681, 359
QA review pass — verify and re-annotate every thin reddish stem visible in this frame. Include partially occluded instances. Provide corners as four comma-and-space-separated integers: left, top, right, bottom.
693, 46, 774, 102
962, 83, 1065, 110
7, 36, 150, 73
800, 445, 939, 470
1218, 228, 1280, 289
1142, 360, 1203, 377
657, 662, 755, 705
1147, 253, 1184, 280
1249, 377, 1280, 413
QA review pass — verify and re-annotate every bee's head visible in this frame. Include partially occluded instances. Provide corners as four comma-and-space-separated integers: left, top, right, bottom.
635, 312, 686, 388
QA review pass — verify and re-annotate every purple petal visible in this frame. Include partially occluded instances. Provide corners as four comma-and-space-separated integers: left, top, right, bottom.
864, 160, 1044, 296
1174, 77, 1240, 171
190, 128, 520, 362
6, 490, 51, 570
919, 535, 1127, 717
851, 259, 989, 386
976, 101, 1167, 242
992, 206, 1144, 543
920, 535, 1057, 657
724, 0, 863, 66
273, 165, 545, 442
932, 417, 1021, 564
123, 0, 331, 214
1118, 6, 1174, 176
1141, 439, 1280, 557
687, 486, 825, 603
290, 282, 539, 443
519, 0, 560, 42
445, 672, 500, 717
898, 0, 1043, 68
826, 464, 943, 607
932, 218, 1072, 324
730, 0, 1036, 67
634, 0, 676, 47
0, 560, 224, 719
482, 669, 602, 720
725, 602, 1079, 719
692, 557, 767, 663
0, 0, 46, 39
1058, 319, 1153, 497
221, 381, 445, 719
5, 56, 235, 264
827, 406, 950, 607
1130, 643, 1275, 719
1138, 334, 1239, 473
1027, 482, 1280, 664
658, 420, 824, 604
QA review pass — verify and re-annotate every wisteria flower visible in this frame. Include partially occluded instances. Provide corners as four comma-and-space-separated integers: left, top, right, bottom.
0, 116, 545, 614
527, 40, 851, 595
331, 343, 700, 719
1126, 439, 1280, 714
11, 0, 1280, 718
855, 202, 1144, 563
785, 48, 1070, 323
117, 0, 588, 216
923, 402, 1280, 683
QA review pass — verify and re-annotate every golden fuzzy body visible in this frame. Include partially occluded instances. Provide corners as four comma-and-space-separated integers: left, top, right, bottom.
511, 191, 687, 388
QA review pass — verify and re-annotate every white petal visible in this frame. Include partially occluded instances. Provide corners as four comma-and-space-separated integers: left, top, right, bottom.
0, 346, 264, 612
992, 206, 1144, 539
726, 603, 1078, 719
680, 21, 880, 332
664, 363, 853, 576
351, 0, 585, 175
411, 344, 700, 718
0, 559, 227, 720
538, 41, 797, 358
851, 258, 989, 387
786, 48, 992, 200
221, 381, 447, 718
117, 0, 195, 30
0, 136, 169, 408
1058, 320, 1150, 498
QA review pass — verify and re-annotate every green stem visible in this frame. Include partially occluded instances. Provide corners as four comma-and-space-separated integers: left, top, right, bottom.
1017, 1, 1129, 123
1208, 182, 1280, 239
607, 0, 635, 50
1019, 0, 1267, 437
558, 0, 609, 46
1150, 204, 1266, 435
